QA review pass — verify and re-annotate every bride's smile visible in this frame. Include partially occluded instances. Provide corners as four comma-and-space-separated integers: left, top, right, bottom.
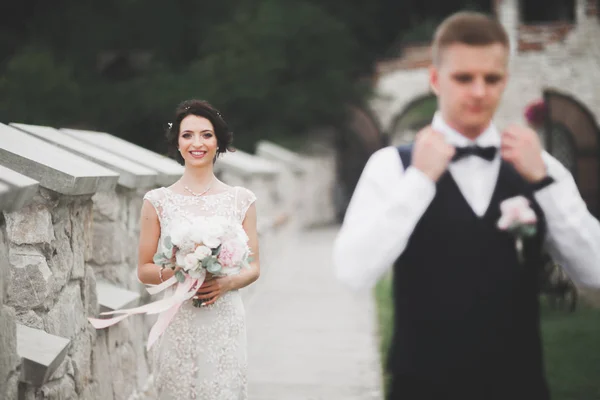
178, 114, 218, 167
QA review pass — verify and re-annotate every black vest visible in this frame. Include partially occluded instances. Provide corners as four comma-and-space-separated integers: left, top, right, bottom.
388, 145, 549, 396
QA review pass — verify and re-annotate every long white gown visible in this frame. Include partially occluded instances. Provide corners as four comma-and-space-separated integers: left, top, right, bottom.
143, 186, 256, 400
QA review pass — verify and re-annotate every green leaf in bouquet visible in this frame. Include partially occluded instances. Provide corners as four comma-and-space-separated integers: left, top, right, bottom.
153, 252, 168, 265
207, 260, 222, 274
202, 256, 215, 268
165, 260, 176, 270
163, 236, 173, 250
212, 244, 222, 256
175, 270, 186, 283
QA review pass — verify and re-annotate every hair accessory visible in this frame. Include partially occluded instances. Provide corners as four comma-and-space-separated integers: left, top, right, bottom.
167, 122, 173, 129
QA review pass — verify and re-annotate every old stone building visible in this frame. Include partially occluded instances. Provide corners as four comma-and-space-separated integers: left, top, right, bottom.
371, 0, 600, 215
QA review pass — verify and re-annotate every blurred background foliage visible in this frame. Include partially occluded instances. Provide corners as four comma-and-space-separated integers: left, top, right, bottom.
0, 0, 491, 153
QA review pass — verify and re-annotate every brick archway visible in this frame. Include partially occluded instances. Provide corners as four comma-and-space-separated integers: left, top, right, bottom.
543, 89, 600, 216
334, 105, 385, 221
387, 92, 436, 145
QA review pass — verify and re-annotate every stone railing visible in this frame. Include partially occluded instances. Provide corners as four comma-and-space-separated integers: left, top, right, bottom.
0, 121, 326, 399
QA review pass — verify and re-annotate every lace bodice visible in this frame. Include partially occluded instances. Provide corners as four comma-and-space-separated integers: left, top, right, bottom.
141, 185, 255, 400
144, 186, 256, 234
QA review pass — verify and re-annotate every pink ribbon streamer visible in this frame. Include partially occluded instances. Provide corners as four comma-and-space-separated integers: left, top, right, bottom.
88, 274, 205, 350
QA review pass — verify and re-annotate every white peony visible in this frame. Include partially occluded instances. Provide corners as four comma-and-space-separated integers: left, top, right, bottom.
175, 251, 187, 267
188, 217, 207, 244
183, 253, 200, 272
169, 219, 191, 247
202, 222, 225, 248
194, 245, 212, 260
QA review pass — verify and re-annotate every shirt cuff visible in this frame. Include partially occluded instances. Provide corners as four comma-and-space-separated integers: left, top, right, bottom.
393, 166, 437, 219
403, 166, 436, 198
533, 178, 573, 219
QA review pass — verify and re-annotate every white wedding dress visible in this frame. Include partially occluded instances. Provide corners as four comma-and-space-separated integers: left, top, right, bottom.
142, 186, 256, 400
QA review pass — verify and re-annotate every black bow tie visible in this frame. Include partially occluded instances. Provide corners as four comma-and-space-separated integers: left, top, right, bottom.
452, 145, 497, 162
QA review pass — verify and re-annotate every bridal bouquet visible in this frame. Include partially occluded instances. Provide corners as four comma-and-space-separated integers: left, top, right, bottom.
153, 216, 252, 306
88, 216, 251, 350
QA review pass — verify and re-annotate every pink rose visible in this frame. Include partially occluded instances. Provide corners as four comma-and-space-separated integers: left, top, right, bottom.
497, 196, 537, 231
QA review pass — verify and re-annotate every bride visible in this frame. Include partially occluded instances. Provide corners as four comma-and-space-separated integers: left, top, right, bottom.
137, 99, 260, 399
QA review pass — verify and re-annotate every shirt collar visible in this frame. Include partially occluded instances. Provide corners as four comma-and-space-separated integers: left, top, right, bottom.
431, 111, 500, 148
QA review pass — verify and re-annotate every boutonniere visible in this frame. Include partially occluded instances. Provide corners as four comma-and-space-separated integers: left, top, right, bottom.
497, 196, 537, 264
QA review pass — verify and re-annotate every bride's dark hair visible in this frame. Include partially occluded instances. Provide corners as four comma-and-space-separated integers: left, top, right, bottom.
166, 99, 234, 165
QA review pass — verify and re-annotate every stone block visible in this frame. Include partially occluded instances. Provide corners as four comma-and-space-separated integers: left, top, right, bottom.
92, 191, 121, 222
256, 140, 307, 175
0, 229, 7, 303
8, 246, 53, 309
0, 165, 39, 213
48, 205, 75, 291
126, 192, 143, 234
69, 328, 93, 394
90, 221, 127, 266
129, 319, 150, 390
61, 128, 183, 186
217, 149, 279, 178
95, 280, 140, 313
16, 323, 70, 387
95, 263, 138, 291
83, 266, 99, 317
79, 381, 99, 400
47, 356, 70, 381
5, 203, 54, 245
0, 123, 119, 195
1, 372, 18, 400
91, 331, 115, 400
0, 182, 10, 213
39, 377, 77, 400
0, 306, 18, 399
18, 385, 37, 400
16, 310, 44, 330
12, 123, 157, 190
71, 199, 93, 265
43, 282, 86, 339
109, 342, 137, 400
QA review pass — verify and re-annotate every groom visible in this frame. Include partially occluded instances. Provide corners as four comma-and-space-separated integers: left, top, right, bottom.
334, 11, 600, 400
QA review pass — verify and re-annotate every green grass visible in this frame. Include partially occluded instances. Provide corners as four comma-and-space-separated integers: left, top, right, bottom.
374, 276, 600, 399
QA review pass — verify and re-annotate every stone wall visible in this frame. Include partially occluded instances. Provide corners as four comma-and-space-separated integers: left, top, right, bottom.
372, 0, 600, 139
494, 0, 600, 130
89, 188, 145, 291
0, 217, 19, 400
301, 153, 338, 227
0, 121, 322, 399
5, 190, 96, 399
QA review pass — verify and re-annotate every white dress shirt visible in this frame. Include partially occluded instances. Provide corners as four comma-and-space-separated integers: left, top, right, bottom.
333, 112, 600, 291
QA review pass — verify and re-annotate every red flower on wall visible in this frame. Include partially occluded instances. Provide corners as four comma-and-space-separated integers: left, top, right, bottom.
524, 99, 546, 128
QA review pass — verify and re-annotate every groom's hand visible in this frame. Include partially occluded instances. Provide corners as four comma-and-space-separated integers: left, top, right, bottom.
501, 124, 547, 182
412, 126, 455, 182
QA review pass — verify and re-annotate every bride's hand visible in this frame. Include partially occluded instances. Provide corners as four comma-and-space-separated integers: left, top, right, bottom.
194, 276, 232, 306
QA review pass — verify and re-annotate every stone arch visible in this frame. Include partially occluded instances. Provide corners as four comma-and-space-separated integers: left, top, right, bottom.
333, 105, 386, 221
387, 92, 437, 146
372, 67, 430, 131
543, 88, 600, 216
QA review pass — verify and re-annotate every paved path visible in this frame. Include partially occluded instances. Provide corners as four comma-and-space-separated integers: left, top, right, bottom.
246, 226, 384, 400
